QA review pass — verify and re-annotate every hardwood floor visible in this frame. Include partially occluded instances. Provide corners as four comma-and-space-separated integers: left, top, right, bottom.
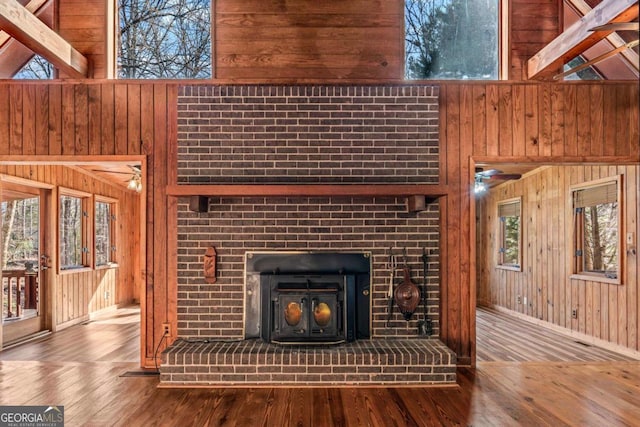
1, 306, 638, 426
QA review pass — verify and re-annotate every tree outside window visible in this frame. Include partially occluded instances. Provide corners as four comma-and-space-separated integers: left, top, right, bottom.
405, 0, 498, 79
118, 0, 212, 78
59, 194, 90, 270
497, 198, 521, 269
95, 200, 116, 267
573, 179, 619, 280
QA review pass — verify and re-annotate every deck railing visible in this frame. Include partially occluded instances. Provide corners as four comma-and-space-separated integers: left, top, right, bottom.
2, 269, 38, 320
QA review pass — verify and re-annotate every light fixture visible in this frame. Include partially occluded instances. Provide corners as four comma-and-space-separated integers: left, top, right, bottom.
474, 177, 487, 194
127, 170, 142, 193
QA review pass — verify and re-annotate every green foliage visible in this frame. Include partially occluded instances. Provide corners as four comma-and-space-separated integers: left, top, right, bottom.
1, 198, 40, 269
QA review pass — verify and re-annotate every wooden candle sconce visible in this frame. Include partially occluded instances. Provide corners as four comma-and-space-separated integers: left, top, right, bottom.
204, 246, 217, 283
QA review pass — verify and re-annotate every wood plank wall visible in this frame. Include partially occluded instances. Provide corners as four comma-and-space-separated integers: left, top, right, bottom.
58, 0, 109, 78
215, 0, 403, 80
477, 165, 639, 354
510, 0, 561, 79
1, 81, 637, 366
55, 0, 561, 81
0, 82, 175, 367
439, 81, 639, 364
0, 164, 138, 329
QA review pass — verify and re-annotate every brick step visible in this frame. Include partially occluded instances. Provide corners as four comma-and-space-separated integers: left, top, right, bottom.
160, 338, 456, 387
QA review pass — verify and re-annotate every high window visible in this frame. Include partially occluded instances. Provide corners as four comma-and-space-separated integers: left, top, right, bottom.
497, 198, 521, 269
405, 0, 499, 79
95, 198, 117, 267
572, 178, 620, 281
59, 191, 91, 270
118, 0, 212, 78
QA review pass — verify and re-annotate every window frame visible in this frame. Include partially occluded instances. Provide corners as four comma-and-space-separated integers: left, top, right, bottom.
58, 188, 92, 273
94, 195, 118, 269
496, 196, 522, 271
570, 175, 623, 285
404, 0, 505, 80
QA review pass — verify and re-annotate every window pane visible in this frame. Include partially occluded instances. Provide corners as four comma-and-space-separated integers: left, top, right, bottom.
118, 0, 212, 78
1, 198, 40, 269
405, 0, 498, 79
502, 216, 520, 266
95, 202, 111, 266
13, 55, 54, 79
60, 196, 83, 269
583, 202, 618, 276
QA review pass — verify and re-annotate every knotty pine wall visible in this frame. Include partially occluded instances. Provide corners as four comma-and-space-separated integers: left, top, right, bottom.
1, 81, 637, 367
0, 164, 139, 331
0, 82, 176, 367
439, 81, 639, 364
477, 165, 639, 354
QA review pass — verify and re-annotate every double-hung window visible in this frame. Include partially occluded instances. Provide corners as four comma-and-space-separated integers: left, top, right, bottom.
95, 197, 117, 267
572, 178, 620, 281
59, 190, 91, 270
497, 197, 521, 269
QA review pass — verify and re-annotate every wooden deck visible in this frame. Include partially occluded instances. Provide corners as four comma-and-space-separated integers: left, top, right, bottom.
1, 306, 638, 426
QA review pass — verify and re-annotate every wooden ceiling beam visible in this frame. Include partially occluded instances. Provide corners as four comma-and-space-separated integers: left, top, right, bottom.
0, 0, 48, 48
527, 0, 639, 80
566, 0, 639, 73
0, 0, 89, 78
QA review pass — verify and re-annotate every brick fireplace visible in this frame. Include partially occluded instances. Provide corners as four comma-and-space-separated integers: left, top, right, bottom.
160, 84, 457, 387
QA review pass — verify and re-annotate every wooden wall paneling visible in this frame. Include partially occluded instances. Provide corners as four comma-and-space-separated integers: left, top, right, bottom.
61, 86, 75, 155
614, 165, 627, 348
35, 86, 49, 156
152, 84, 168, 361
101, 84, 115, 155
563, 86, 578, 157
485, 85, 499, 157
127, 85, 141, 155
576, 85, 591, 156
114, 85, 129, 156
74, 85, 89, 155
602, 88, 617, 157
0, 86, 9, 155
140, 85, 155, 156
460, 87, 474, 361
524, 84, 539, 156
537, 84, 552, 156
87, 85, 102, 155
511, 85, 526, 157
48, 85, 62, 155
472, 86, 487, 156
166, 85, 178, 342
589, 85, 604, 157
629, 85, 639, 159
9, 85, 22, 155
498, 86, 513, 156
550, 85, 565, 157
628, 166, 639, 350
22, 85, 36, 155
214, 0, 403, 80
615, 87, 631, 157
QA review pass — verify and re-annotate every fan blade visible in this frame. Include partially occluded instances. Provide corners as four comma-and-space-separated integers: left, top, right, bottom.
487, 174, 522, 180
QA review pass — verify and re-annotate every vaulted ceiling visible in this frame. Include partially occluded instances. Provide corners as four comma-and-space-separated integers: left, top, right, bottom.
0, 0, 637, 81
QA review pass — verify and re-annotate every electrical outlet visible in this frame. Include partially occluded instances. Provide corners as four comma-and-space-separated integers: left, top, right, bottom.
162, 323, 171, 336
104, 291, 110, 300
523, 296, 527, 306
572, 309, 578, 319
516, 295, 521, 304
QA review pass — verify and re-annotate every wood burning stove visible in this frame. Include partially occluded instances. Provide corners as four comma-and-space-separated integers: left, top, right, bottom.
245, 252, 370, 345
261, 273, 356, 344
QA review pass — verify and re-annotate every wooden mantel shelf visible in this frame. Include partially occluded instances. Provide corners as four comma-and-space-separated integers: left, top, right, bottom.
166, 184, 449, 198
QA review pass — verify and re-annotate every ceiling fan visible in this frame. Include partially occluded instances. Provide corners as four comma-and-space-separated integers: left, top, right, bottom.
475, 168, 522, 181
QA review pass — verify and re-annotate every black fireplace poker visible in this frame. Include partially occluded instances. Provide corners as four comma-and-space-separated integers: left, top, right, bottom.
418, 247, 433, 337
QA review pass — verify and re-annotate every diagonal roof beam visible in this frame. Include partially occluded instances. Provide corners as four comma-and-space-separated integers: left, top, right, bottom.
527, 0, 639, 80
566, 0, 639, 73
0, 0, 89, 78
0, 0, 48, 48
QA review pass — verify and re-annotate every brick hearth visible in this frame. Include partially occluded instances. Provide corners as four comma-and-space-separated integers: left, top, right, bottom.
160, 338, 456, 387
